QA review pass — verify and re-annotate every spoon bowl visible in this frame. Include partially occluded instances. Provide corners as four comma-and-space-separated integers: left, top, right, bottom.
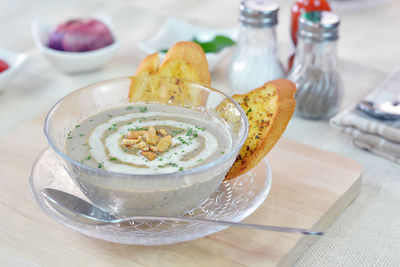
358, 100, 400, 120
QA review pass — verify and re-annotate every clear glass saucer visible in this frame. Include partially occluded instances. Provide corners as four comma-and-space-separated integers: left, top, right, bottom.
30, 148, 272, 245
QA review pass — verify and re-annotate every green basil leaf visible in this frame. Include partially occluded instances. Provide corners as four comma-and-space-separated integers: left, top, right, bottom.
159, 35, 235, 54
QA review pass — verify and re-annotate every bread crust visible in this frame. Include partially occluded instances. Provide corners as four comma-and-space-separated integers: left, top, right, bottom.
135, 52, 160, 76
225, 79, 297, 180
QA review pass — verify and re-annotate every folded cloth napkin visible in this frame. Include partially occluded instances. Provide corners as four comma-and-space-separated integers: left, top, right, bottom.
330, 68, 400, 163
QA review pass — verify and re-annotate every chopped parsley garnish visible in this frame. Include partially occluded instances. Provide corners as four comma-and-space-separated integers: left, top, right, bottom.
220, 151, 225, 154
127, 122, 132, 125
186, 127, 193, 136
67, 136, 73, 139
246, 108, 252, 116
158, 158, 163, 161
126, 106, 133, 110
168, 162, 178, 167
108, 124, 118, 131
98, 162, 104, 168
85, 155, 91, 160
197, 158, 203, 162
139, 106, 148, 113
108, 115, 113, 118
110, 157, 117, 161
193, 131, 198, 138
75, 124, 80, 128
128, 127, 146, 133
79, 133, 85, 137
179, 167, 184, 171
82, 142, 88, 146
195, 126, 206, 131
178, 137, 189, 145
89, 119, 93, 122
171, 130, 184, 136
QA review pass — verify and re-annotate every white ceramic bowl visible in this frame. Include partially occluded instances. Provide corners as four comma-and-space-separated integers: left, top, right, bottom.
31, 17, 120, 73
138, 18, 237, 72
0, 48, 27, 91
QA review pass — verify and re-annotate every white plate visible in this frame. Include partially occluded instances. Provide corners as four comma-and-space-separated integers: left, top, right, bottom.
31, 16, 120, 73
0, 48, 27, 91
138, 18, 238, 72
30, 148, 271, 245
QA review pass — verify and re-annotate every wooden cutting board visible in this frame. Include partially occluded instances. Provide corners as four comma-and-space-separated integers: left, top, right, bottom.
0, 116, 362, 267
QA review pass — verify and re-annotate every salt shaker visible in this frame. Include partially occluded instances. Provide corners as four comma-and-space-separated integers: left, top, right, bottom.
228, 0, 285, 95
287, 11, 343, 120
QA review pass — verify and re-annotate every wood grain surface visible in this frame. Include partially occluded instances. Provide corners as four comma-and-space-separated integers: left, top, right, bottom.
0, 117, 362, 267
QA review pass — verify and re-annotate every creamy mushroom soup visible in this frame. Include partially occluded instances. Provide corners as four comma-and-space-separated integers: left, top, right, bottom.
65, 104, 232, 174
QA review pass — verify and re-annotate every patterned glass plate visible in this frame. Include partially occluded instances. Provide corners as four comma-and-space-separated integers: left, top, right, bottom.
30, 148, 272, 245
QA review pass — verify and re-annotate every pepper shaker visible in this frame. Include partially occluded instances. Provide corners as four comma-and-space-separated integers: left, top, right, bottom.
287, 11, 343, 120
228, 0, 285, 95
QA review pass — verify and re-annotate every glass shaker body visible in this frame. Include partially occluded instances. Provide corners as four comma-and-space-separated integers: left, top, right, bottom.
288, 0, 331, 71
288, 11, 343, 120
228, 24, 285, 94
228, 0, 285, 95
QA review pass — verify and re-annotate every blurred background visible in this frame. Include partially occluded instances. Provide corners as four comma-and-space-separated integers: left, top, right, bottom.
0, 0, 399, 136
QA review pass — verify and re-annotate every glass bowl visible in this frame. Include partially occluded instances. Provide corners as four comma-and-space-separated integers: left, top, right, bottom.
44, 75, 248, 216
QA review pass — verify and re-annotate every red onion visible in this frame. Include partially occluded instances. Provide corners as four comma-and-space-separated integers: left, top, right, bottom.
48, 19, 114, 52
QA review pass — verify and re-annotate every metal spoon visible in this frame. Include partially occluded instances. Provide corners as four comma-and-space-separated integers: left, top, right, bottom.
42, 188, 324, 236
358, 99, 400, 120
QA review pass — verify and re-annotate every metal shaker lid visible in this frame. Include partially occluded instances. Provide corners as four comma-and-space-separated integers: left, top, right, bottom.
239, 0, 279, 28
299, 11, 340, 42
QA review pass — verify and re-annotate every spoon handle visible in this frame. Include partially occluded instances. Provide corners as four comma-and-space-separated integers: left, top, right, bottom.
112, 216, 324, 236
42, 188, 323, 236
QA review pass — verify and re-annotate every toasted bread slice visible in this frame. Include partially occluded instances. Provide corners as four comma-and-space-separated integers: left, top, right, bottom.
129, 41, 210, 105
129, 53, 160, 102
158, 41, 211, 86
225, 79, 297, 180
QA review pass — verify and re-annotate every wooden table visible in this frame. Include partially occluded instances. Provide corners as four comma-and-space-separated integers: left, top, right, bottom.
0, 116, 362, 266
